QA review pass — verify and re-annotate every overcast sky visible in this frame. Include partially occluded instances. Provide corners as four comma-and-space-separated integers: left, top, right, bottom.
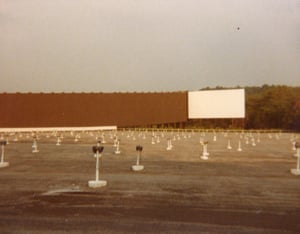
1, 0, 299, 92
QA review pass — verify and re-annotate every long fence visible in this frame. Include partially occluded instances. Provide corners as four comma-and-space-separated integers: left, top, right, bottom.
0, 92, 188, 128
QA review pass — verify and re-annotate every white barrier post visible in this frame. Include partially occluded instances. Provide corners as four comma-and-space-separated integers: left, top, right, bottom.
5, 134, 9, 145
88, 144, 107, 188
74, 134, 79, 142
213, 135, 217, 142
56, 136, 61, 146
245, 137, 249, 145
0, 140, 9, 168
292, 141, 297, 151
200, 141, 209, 160
251, 138, 256, 147
291, 142, 300, 175
13, 134, 18, 142
151, 136, 155, 144
227, 139, 232, 150
132, 145, 144, 171
114, 140, 121, 154
156, 135, 160, 143
32, 136, 39, 153
113, 137, 117, 147
237, 139, 242, 152
166, 138, 173, 150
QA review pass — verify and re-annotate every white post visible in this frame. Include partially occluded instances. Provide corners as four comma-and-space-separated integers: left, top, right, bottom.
200, 142, 209, 160
1, 144, 4, 163
114, 140, 121, 154
132, 145, 144, 171
167, 138, 172, 150
88, 145, 107, 188
14, 135, 18, 142
291, 143, 300, 175
237, 139, 242, 152
291, 155, 300, 175
32, 137, 39, 153
74, 135, 79, 142
101, 134, 106, 143
56, 137, 61, 146
213, 135, 217, 142
0, 141, 9, 168
151, 136, 155, 144
227, 139, 232, 150
136, 151, 140, 166
252, 138, 256, 147
292, 141, 296, 151
95, 151, 99, 181
203, 143, 209, 156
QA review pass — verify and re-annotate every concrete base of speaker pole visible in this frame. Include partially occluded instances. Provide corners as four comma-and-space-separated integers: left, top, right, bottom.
290, 169, 300, 175
0, 162, 9, 168
291, 151, 300, 175
132, 165, 144, 171
88, 180, 107, 188
200, 155, 208, 160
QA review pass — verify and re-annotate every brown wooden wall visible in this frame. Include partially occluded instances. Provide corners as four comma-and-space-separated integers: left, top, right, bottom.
0, 92, 188, 127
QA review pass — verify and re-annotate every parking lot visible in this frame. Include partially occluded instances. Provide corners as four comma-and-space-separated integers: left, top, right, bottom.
0, 130, 299, 233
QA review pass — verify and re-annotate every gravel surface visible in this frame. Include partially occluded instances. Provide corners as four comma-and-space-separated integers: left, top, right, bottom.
0, 130, 299, 233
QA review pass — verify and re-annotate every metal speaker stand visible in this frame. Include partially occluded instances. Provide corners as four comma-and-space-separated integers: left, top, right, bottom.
132, 145, 144, 171
291, 142, 300, 175
32, 137, 39, 153
0, 140, 9, 168
166, 138, 173, 151
88, 143, 107, 188
114, 140, 121, 154
200, 141, 209, 160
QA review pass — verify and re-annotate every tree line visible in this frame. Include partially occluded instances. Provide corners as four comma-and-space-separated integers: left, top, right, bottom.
244, 85, 300, 130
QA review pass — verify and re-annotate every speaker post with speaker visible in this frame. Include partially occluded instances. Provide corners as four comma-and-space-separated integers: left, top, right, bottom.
88, 142, 107, 188
200, 141, 209, 160
132, 145, 144, 171
291, 142, 300, 175
32, 136, 39, 153
0, 140, 9, 168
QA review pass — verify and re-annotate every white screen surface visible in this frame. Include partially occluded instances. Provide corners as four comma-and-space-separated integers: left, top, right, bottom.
188, 89, 245, 119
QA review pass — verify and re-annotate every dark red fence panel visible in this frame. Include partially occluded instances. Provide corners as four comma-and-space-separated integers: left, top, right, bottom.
0, 92, 188, 127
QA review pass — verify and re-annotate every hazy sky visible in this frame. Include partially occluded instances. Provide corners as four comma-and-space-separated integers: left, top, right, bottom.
1, 0, 299, 92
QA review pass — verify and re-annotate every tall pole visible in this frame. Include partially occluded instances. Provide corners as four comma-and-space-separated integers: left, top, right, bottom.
96, 151, 99, 181
0, 140, 9, 168
132, 145, 144, 171
1, 144, 4, 163
89, 144, 106, 188
291, 143, 300, 175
